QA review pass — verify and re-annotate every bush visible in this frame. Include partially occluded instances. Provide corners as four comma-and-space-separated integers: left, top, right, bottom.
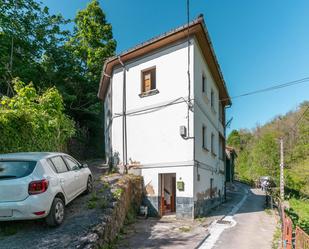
0, 79, 75, 153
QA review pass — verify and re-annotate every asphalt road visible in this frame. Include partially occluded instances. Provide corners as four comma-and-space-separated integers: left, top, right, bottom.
212, 187, 277, 249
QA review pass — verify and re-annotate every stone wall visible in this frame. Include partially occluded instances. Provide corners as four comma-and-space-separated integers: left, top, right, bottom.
194, 196, 224, 217
77, 174, 143, 249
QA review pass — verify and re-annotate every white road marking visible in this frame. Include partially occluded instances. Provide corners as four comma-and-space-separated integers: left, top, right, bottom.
198, 187, 249, 249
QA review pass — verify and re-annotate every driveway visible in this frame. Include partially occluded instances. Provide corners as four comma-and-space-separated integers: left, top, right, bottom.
0, 160, 109, 249
117, 182, 277, 249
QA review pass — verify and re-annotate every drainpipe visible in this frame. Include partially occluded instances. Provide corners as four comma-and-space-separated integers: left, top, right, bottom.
118, 56, 128, 174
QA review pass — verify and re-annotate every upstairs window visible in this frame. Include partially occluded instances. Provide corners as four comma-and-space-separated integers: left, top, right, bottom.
202, 74, 206, 93
202, 125, 208, 150
141, 67, 156, 93
211, 89, 214, 108
211, 133, 216, 156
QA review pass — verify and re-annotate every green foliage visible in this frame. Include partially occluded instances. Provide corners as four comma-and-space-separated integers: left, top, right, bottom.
288, 198, 309, 233
229, 102, 309, 233
0, 79, 75, 153
113, 188, 124, 200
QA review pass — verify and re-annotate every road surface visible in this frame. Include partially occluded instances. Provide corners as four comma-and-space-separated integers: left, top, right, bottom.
212, 187, 277, 249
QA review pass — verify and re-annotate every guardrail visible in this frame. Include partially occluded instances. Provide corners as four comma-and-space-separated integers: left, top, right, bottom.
273, 197, 309, 249
295, 226, 309, 249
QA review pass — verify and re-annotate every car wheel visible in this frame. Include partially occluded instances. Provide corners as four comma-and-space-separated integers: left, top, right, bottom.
46, 197, 65, 227
85, 176, 93, 194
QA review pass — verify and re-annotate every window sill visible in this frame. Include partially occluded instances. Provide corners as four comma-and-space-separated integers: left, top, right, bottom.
139, 89, 159, 98
203, 93, 209, 104
211, 152, 217, 158
202, 147, 209, 152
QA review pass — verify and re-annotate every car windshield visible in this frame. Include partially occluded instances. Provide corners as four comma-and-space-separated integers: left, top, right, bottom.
0, 160, 37, 180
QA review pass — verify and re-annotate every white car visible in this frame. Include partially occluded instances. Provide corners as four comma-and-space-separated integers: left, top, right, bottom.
0, 152, 93, 226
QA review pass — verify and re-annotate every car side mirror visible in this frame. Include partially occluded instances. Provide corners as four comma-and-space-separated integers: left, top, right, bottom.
81, 163, 88, 168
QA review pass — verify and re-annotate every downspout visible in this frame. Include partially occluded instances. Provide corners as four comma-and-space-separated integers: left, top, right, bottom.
118, 56, 128, 174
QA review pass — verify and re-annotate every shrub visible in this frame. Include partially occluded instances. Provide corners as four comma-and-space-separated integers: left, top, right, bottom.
0, 79, 75, 153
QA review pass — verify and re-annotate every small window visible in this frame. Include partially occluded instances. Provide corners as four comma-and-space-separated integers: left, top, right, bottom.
50, 156, 68, 173
219, 136, 225, 160
202, 126, 208, 150
141, 67, 156, 93
202, 74, 206, 93
64, 157, 80, 171
210, 178, 214, 198
211, 133, 216, 156
211, 89, 214, 108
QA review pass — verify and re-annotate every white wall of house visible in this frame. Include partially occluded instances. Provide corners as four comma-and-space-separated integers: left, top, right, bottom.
142, 166, 194, 198
108, 40, 194, 170
104, 37, 226, 215
192, 39, 225, 201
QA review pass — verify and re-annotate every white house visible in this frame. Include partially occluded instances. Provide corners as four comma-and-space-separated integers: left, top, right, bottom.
98, 15, 231, 218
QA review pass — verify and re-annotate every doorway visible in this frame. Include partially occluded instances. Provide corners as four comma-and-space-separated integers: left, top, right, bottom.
159, 173, 176, 216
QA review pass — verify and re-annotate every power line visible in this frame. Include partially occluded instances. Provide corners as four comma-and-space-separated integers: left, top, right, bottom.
220, 77, 309, 102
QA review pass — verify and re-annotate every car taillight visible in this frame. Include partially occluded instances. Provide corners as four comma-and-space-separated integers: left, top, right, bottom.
28, 179, 49, 195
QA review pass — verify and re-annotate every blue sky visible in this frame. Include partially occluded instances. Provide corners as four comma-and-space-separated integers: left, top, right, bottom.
42, 0, 309, 133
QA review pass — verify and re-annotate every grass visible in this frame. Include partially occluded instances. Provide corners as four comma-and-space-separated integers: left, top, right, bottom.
179, 226, 192, 233
112, 188, 124, 200
271, 224, 281, 249
265, 208, 272, 215
288, 197, 309, 233
0, 224, 20, 236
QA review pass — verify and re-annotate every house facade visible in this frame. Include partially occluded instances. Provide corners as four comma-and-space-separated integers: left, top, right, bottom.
98, 15, 231, 218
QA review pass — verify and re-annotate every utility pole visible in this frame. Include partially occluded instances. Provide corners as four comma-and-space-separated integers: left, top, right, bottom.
280, 137, 284, 200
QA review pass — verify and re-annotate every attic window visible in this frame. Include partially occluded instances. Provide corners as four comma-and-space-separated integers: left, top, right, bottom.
139, 67, 158, 97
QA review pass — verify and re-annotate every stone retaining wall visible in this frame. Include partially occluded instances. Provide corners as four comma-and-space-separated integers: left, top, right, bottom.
77, 174, 143, 249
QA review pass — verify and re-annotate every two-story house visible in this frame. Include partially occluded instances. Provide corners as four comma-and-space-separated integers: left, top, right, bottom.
98, 15, 231, 218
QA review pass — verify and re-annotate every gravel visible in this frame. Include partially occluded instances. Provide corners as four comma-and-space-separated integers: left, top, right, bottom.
0, 160, 114, 249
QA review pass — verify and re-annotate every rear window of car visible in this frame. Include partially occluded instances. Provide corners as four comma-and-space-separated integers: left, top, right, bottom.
0, 161, 37, 180
50, 156, 68, 173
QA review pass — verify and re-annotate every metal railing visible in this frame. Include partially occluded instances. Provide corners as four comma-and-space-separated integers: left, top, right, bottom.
295, 226, 309, 249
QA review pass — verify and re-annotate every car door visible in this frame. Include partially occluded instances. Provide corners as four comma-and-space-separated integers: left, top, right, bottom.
49, 156, 77, 201
63, 156, 84, 194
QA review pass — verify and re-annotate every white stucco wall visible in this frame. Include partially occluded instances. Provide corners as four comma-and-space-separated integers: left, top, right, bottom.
142, 166, 194, 198
110, 40, 194, 168
192, 39, 225, 201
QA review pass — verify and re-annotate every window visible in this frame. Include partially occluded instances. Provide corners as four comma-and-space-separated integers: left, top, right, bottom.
0, 161, 36, 180
50, 156, 68, 173
219, 102, 224, 123
64, 156, 80, 171
141, 67, 156, 93
211, 89, 214, 108
202, 74, 206, 93
202, 126, 208, 150
47, 159, 57, 173
219, 136, 225, 160
211, 133, 216, 156
210, 178, 214, 198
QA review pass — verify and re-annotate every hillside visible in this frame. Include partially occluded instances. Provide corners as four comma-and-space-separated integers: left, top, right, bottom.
227, 101, 309, 232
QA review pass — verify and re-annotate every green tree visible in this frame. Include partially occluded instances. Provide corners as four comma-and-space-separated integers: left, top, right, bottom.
0, 0, 69, 94
0, 79, 75, 153
64, 0, 116, 157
